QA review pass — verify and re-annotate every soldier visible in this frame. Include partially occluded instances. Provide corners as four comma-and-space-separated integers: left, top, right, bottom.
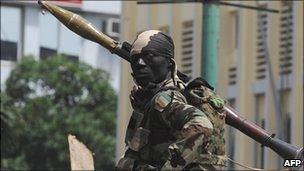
116, 30, 227, 170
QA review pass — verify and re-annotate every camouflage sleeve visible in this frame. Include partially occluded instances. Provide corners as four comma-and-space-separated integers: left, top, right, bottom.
153, 90, 214, 170
153, 90, 213, 133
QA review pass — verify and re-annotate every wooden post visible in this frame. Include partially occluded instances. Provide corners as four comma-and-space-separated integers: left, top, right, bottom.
68, 134, 95, 170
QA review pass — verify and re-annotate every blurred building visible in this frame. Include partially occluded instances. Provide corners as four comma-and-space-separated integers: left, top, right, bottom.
117, 1, 303, 170
0, 0, 121, 91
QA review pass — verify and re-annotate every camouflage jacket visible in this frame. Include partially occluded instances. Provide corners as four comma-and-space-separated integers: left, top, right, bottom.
117, 78, 227, 170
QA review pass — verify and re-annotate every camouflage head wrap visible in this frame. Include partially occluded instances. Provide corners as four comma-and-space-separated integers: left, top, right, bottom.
131, 30, 174, 59
131, 30, 182, 86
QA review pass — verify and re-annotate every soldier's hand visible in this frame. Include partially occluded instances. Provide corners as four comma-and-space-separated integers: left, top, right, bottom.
129, 86, 149, 112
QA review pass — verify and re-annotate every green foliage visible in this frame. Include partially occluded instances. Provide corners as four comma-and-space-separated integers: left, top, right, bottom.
1, 55, 117, 170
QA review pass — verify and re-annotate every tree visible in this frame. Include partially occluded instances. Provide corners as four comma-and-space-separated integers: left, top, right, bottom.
1, 55, 117, 170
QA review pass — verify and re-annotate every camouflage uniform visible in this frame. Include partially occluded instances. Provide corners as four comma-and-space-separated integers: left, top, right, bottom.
117, 77, 227, 170
117, 30, 227, 170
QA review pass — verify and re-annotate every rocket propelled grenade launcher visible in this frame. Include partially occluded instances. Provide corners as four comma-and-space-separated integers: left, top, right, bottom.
224, 106, 303, 160
38, 0, 303, 161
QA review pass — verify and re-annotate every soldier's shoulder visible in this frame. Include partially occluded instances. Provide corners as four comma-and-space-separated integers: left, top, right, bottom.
152, 89, 186, 112
152, 90, 173, 112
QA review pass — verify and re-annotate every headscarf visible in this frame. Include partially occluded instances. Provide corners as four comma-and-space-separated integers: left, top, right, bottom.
131, 30, 188, 86
131, 30, 174, 59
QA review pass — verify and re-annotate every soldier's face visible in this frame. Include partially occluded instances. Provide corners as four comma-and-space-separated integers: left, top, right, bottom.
130, 52, 171, 87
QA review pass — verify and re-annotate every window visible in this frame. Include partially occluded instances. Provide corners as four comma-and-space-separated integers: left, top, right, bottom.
228, 66, 237, 85
279, 2, 293, 75
255, 5, 268, 80
106, 18, 120, 40
234, 11, 239, 49
39, 11, 81, 61
40, 47, 57, 60
0, 6, 22, 61
279, 90, 291, 143
230, 10, 239, 49
260, 119, 265, 168
112, 22, 120, 33
58, 22, 81, 61
226, 99, 236, 170
286, 114, 291, 143
39, 11, 59, 59
101, 20, 107, 33
181, 20, 194, 78
61, 53, 79, 62
254, 94, 265, 168
227, 10, 239, 86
